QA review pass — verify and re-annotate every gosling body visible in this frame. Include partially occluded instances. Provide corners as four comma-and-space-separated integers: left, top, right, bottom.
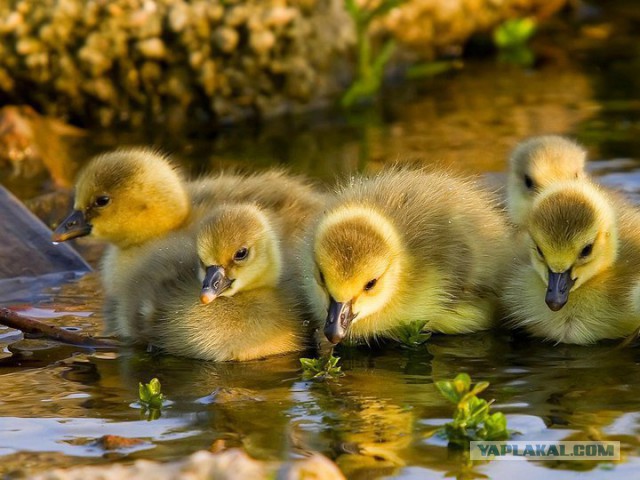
116, 204, 304, 361
301, 168, 514, 345
51, 149, 325, 333
507, 135, 587, 226
504, 180, 640, 344
188, 169, 326, 239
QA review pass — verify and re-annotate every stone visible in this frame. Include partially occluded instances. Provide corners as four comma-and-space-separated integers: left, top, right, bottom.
0, 0, 568, 126
0, 185, 90, 304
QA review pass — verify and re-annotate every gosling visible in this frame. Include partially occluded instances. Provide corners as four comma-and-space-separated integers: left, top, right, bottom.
300, 168, 514, 345
51, 148, 194, 316
51, 148, 324, 323
503, 179, 640, 344
116, 203, 304, 361
507, 135, 587, 226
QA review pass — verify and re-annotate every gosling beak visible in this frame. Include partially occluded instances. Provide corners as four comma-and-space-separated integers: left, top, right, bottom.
545, 268, 574, 311
200, 265, 234, 304
324, 298, 355, 345
52, 210, 92, 242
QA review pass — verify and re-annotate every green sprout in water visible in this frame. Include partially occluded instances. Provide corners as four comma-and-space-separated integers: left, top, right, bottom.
435, 373, 509, 448
493, 17, 537, 67
300, 354, 343, 380
493, 17, 537, 49
394, 320, 432, 348
341, 0, 404, 107
138, 378, 164, 420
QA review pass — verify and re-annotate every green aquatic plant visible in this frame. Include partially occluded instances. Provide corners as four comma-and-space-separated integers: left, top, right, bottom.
435, 373, 509, 448
405, 60, 463, 80
394, 320, 432, 348
493, 17, 537, 49
493, 17, 537, 67
139, 377, 164, 410
300, 354, 343, 380
342, 0, 404, 107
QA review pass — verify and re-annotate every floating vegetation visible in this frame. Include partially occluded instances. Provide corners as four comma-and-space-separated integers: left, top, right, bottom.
139, 377, 165, 420
435, 373, 509, 448
394, 320, 432, 348
300, 354, 343, 380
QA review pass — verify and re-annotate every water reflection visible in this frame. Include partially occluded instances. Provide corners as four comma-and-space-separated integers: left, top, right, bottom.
3, 317, 640, 477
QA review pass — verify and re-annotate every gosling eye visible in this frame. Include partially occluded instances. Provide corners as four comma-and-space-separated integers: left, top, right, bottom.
94, 195, 111, 208
580, 243, 593, 258
364, 278, 378, 291
524, 174, 535, 191
233, 247, 249, 262
536, 245, 545, 259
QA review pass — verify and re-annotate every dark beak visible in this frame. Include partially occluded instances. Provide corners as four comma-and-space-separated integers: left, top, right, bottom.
545, 269, 574, 311
200, 265, 234, 304
324, 298, 355, 345
52, 210, 92, 242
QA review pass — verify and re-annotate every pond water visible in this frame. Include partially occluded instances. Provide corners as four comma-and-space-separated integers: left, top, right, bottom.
4, 3, 640, 479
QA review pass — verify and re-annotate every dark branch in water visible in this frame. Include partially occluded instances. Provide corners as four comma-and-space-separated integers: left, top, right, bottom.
0, 308, 119, 348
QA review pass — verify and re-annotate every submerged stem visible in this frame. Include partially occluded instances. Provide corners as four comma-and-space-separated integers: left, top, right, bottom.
0, 308, 119, 348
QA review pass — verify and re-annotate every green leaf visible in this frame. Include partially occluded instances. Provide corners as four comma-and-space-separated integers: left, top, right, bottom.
436, 380, 461, 404
484, 412, 509, 440
361, 0, 405, 27
369, 0, 404, 22
139, 378, 164, 410
395, 320, 432, 348
300, 355, 343, 380
493, 17, 537, 49
453, 373, 471, 396
344, 0, 358, 17
300, 358, 319, 372
139, 383, 150, 403
148, 378, 161, 396
435, 373, 510, 447
341, 0, 403, 108
372, 39, 396, 77
328, 356, 340, 368
468, 381, 490, 397
466, 396, 489, 428
148, 394, 164, 410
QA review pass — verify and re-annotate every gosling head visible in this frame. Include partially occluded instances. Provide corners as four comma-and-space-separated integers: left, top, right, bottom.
312, 206, 405, 344
507, 136, 587, 225
197, 204, 282, 304
52, 148, 189, 249
526, 181, 618, 311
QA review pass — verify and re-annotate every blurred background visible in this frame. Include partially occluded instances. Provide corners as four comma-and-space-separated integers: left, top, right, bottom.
2, 0, 640, 221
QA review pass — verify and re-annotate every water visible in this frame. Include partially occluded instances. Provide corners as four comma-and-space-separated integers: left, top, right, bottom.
3, 4, 640, 478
